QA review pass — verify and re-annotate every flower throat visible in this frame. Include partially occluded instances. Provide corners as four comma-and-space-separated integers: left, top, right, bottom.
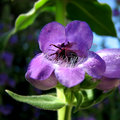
50, 42, 78, 64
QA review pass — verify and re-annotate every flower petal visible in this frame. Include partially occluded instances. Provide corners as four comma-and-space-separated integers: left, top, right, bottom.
97, 49, 120, 78
26, 53, 54, 80
38, 22, 66, 54
25, 73, 58, 90
65, 21, 93, 57
96, 77, 120, 91
25, 54, 57, 90
81, 51, 106, 78
55, 66, 85, 88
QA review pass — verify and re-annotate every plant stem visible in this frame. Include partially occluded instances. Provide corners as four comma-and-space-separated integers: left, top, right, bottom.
56, 87, 72, 120
56, 0, 66, 25
56, 0, 72, 119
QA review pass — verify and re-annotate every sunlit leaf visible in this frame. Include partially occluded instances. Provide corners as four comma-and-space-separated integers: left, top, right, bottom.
15, 0, 49, 31
0, 0, 49, 50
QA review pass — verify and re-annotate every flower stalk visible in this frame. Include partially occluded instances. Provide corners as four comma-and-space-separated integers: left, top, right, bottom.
56, 87, 72, 120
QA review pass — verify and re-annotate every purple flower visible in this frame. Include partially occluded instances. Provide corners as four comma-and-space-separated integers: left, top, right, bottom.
96, 49, 120, 91
1, 51, 14, 67
96, 77, 120, 91
25, 21, 105, 90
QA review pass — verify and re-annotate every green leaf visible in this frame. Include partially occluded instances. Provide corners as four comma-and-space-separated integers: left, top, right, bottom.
79, 89, 114, 109
6, 90, 65, 111
79, 74, 100, 89
94, 89, 114, 104
15, 0, 49, 31
74, 91, 83, 113
80, 100, 95, 109
79, 90, 95, 109
0, 0, 49, 50
67, 0, 117, 36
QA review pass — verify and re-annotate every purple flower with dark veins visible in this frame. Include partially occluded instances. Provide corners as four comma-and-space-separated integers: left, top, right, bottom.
96, 49, 120, 91
25, 21, 106, 90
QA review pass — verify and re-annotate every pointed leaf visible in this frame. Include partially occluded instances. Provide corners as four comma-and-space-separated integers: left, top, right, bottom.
80, 100, 95, 110
15, 0, 49, 31
6, 90, 65, 110
67, 0, 116, 36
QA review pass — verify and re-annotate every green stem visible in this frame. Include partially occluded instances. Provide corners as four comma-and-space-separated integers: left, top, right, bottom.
56, 0, 66, 25
56, 87, 72, 120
